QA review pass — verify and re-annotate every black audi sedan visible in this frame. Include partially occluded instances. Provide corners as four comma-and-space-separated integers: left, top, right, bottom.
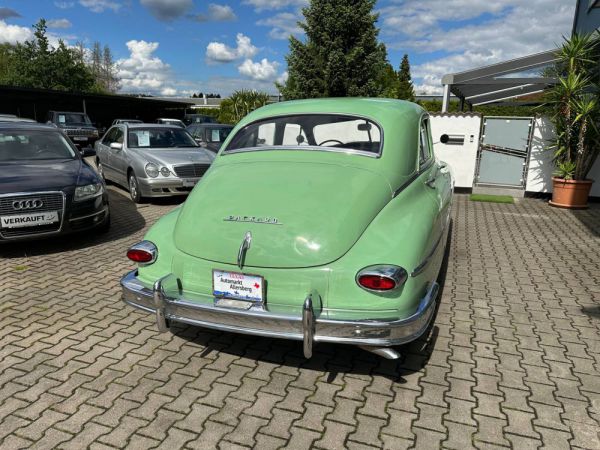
0, 123, 109, 242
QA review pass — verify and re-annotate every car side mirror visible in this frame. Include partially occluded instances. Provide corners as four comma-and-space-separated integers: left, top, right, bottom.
81, 147, 96, 157
110, 142, 123, 150
440, 134, 450, 144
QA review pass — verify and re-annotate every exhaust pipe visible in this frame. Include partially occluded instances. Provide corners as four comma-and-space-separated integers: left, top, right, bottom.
358, 346, 401, 360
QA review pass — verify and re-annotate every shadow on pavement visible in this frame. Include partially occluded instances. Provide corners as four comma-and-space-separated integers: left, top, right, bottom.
0, 188, 147, 258
569, 203, 600, 237
171, 221, 452, 382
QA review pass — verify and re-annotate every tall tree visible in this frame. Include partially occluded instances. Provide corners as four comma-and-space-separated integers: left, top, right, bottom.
279, 0, 388, 99
3, 19, 96, 92
397, 54, 415, 101
379, 61, 400, 98
102, 45, 119, 92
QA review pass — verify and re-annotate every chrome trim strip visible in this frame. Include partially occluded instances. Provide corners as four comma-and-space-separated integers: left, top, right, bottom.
69, 207, 108, 222
223, 146, 380, 159
121, 270, 439, 350
0, 191, 66, 240
411, 204, 451, 277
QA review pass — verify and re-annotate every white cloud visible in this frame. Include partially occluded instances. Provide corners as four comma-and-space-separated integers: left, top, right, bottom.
79, 0, 121, 13
243, 0, 307, 11
54, 1, 75, 9
188, 3, 237, 22
47, 18, 72, 29
140, 0, 192, 21
206, 33, 258, 63
0, 20, 32, 44
208, 4, 236, 21
161, 87, 178, 96
381, 0, 575, 94
238, 58, 279, 81
257, 12, 303, 40
117, 40, 176, 95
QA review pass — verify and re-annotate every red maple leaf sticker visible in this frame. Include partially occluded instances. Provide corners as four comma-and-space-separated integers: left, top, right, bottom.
254, 283, 260, 289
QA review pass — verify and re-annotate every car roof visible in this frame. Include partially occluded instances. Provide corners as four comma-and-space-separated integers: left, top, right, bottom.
243, 98, 424, 125
188, 123, 232, 128
0, 122, 58, 131
126, 123, 185, 129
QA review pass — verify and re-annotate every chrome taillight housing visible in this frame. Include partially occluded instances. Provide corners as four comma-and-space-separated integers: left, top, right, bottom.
356, 265, 408, 292
126, 240, 157, 266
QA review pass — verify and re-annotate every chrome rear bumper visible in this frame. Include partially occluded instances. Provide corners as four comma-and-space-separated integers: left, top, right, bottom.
121, 270, 438, 358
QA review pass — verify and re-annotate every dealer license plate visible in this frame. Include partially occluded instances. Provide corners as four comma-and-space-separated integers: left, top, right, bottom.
213, 270, 264, 303
182, 179, 197, 187
0, 211, 59, 229
73, 136, 88, 141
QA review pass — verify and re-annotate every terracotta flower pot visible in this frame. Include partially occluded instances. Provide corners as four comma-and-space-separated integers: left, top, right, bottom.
549, 177, 593, 209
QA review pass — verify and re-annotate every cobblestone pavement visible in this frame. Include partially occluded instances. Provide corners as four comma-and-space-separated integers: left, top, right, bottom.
0, 187, 599, 450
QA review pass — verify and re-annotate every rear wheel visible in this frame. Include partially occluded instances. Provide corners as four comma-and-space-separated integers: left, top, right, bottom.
128, 171, 143, 203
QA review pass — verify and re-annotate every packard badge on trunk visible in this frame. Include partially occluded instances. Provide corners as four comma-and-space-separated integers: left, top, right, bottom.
224, 215, 282, 225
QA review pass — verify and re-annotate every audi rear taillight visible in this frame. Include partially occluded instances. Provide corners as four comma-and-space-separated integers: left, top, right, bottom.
126, 241, 157, 265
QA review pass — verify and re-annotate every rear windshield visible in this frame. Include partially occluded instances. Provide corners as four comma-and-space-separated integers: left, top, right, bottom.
56, 113, 91, 125
128, 127, 197, 149
225, 114, 382, 155
0, 130, 76, 161
207, 127, 233, 143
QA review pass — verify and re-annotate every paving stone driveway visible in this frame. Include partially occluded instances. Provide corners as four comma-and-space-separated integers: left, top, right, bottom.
1, 187, 599, 450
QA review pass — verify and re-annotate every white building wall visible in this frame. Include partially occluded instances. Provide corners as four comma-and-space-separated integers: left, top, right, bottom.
525, 116, 555, 193
525, 116, 600, 196
430, 114, 482, 188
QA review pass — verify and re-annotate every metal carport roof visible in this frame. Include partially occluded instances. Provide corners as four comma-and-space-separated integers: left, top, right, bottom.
440, 50, 559, 112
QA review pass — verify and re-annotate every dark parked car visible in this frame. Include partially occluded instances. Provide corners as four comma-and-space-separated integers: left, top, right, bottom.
0, 123, 109, 242
183, 113, 217, 126
46, 111, 99, 150
186, 123, 233, 152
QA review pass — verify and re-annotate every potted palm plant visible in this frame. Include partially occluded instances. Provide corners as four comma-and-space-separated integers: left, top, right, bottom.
546, 32, 600, 209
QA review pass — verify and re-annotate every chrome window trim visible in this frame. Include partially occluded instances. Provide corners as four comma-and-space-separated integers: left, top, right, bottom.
418, 114, 433, 171
0, 190, 66, 239
223, 112, 384, 158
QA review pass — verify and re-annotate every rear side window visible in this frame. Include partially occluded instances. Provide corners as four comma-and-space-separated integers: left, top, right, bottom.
225, 114, 382, 156
419, 117, 432, 168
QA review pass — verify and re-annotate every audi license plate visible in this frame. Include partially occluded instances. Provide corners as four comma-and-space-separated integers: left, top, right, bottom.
213, 270, 264, 303
0, 211, 59, 228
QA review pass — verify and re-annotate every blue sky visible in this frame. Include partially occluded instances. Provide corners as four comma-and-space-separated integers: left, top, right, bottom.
0, 0, 576, 97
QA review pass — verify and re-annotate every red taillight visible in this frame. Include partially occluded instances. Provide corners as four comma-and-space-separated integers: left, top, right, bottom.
127, 249, 153, 263
357, 275, 397, 291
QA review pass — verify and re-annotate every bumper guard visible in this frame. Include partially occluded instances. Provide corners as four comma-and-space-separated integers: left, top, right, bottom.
121, 270, 438, 358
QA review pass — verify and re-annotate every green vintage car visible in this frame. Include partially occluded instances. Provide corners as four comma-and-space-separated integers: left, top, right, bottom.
121, 98, 453, 359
